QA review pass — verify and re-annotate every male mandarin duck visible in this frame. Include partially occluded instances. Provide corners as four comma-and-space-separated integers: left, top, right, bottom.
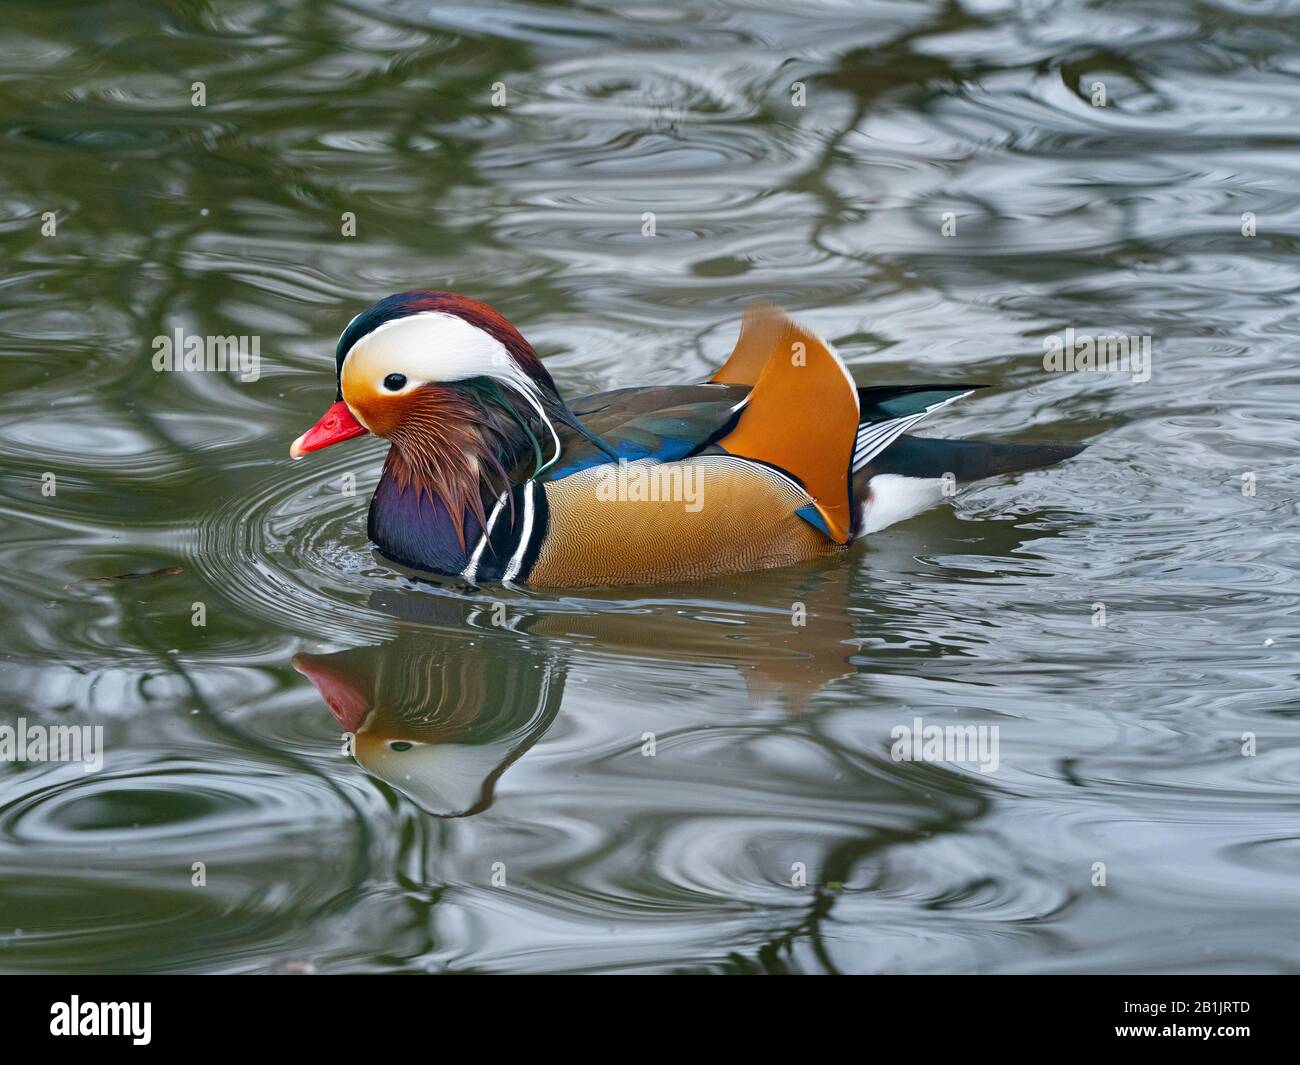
290, 291, 1082, 587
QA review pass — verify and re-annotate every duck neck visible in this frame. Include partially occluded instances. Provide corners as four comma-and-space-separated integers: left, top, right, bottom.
368, 448, 485, 575
366, 382, 559, 575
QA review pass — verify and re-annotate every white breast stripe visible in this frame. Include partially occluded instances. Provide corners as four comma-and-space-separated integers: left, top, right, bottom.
851, 391, 973, 473
502, 481, 536, 583
461, 491, 508, 582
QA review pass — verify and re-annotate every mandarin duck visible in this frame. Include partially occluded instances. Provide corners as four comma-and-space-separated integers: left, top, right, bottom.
290, 292, 1082, 587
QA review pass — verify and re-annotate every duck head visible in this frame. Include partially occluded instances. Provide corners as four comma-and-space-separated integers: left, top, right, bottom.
290, 291, 584, 570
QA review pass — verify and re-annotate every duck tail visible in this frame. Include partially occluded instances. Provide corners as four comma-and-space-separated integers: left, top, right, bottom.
850, 435, 1085, 537
863, 435, 1086, 484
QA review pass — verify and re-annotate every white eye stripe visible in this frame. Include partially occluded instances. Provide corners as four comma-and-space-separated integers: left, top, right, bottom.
344, 312, 516, 385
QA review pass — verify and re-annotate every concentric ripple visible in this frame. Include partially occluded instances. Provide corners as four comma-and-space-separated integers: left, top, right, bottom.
0, 751, 379, 973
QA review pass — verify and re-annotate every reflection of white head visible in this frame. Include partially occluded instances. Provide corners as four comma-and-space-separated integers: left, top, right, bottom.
355, 733, 517, 818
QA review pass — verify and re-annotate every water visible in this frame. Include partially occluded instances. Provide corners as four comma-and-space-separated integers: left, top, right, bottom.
2, 0, 1299, 974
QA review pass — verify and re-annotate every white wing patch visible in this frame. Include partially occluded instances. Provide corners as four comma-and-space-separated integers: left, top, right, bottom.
851, 390, 975, 473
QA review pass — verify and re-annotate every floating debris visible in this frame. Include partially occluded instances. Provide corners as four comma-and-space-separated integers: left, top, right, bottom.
63, 566, 183, 591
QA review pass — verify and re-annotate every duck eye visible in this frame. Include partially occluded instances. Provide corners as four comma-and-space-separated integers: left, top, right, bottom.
390, 741, 413, 752
383, 373, 408, 392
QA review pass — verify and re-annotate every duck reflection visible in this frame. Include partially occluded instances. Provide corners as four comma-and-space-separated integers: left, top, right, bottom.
294, 597, 564, 818
293, 561, 863, 817
294, 509, 1069, 819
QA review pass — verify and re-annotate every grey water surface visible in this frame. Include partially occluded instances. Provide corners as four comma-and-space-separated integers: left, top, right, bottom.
1, 0, 1299, 973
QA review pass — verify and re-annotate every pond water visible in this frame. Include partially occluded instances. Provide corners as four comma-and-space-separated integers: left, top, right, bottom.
2, 0, 1299, 973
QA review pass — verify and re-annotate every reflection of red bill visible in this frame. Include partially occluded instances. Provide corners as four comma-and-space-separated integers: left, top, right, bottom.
292, 653, 368, 735
290, 401, 368, 459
